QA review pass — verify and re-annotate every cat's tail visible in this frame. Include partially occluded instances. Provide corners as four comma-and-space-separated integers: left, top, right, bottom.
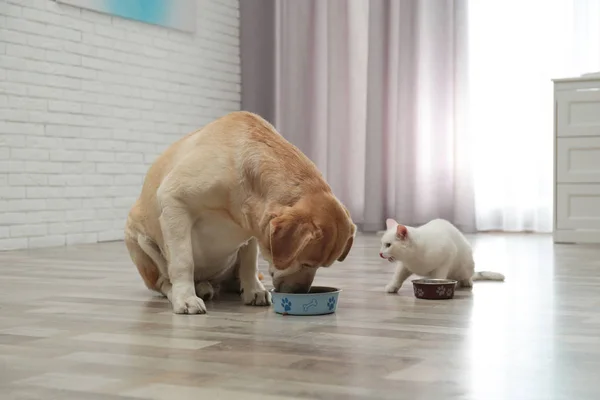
472, 271, 505, 281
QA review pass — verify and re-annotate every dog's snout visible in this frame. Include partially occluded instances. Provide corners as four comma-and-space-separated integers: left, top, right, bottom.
278, 283, 310, 294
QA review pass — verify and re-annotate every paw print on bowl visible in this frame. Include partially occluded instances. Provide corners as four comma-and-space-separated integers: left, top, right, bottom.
281, 298, 292, 312
414, 288, 424, 297
327, 296, 336, 311
436, 286, 446, 296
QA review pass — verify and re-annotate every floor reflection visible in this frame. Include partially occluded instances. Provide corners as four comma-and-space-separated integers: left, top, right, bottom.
468, 235, 556, 400
1, 234, 599, 400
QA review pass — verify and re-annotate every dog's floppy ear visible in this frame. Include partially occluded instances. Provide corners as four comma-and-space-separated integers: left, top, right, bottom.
269, 214, 316, 270
337, 235, 354, 262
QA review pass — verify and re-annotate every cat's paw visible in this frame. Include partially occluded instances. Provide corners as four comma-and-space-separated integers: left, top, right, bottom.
385, 283, 400, 294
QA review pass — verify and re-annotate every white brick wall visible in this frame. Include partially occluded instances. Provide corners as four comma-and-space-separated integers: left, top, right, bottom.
0, 0, 241, 250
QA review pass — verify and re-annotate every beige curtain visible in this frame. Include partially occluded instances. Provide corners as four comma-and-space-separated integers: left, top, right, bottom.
241, 0, 475, 232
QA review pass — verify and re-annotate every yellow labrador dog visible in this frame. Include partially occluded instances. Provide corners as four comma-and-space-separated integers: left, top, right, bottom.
125, 111, 356, 314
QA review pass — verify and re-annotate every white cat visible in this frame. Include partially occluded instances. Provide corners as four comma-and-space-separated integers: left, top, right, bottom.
379, 218, 504, 293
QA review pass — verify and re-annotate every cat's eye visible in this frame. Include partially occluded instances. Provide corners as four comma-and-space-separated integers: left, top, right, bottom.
302, 263, 314, 268
384, 243, 391, 248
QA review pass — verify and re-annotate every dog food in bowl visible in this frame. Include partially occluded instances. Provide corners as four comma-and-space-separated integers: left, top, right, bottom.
271, 286, 341, 315
412, 279, 457, 300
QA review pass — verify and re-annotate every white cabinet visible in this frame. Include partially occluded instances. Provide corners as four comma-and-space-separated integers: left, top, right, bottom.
556, 185, 600, 230
556, 90, 600, 137
556, 137, 600, 182
554, 76, 600, 243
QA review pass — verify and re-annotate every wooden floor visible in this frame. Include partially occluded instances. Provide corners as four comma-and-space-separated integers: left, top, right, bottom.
0, 233, 599, 400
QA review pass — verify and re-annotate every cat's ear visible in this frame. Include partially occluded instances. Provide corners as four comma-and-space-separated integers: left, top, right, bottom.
396, 224, 408, 240
386, 218, 397, 230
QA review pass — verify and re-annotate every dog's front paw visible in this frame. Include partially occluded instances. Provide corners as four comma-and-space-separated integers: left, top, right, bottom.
241, 288, 272, 306
172, 295, 207, 315
385, 283, 400, 294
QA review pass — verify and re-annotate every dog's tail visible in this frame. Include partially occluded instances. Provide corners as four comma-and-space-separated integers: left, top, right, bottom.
472, 271, 505, 281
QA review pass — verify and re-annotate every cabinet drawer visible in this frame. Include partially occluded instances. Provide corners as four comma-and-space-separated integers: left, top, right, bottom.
557, 137, 600, 182
556, 184, 600, 229
556, 89, 600, 137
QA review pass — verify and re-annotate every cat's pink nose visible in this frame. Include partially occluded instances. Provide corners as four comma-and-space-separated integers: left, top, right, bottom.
379, 253, 385, 259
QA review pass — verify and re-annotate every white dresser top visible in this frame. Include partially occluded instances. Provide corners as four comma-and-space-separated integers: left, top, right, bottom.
553, 72, 600, 83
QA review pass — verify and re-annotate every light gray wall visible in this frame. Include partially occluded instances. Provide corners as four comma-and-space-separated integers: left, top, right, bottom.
240, 0, 276, 124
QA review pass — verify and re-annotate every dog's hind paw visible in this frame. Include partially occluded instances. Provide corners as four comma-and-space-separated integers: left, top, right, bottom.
195, 281, 216, 301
